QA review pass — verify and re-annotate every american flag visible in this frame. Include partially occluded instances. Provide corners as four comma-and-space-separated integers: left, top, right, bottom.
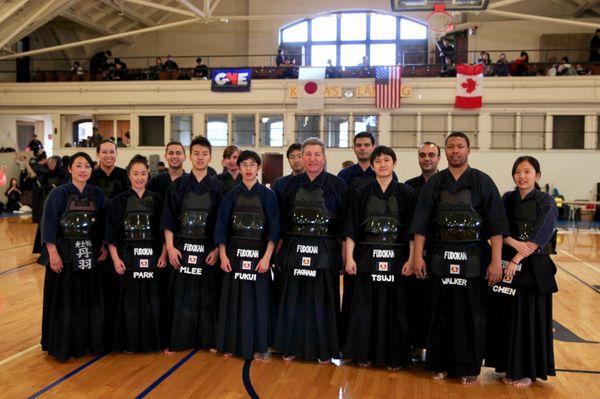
375, 65, 402, 109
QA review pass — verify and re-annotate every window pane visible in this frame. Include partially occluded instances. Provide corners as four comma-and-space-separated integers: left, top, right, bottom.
400, 18, 427, 40
354, 115, 378, 143
139, 116, 164, 146
233, 114, 255, 147
553, 115, 584, 149
370, 44, 396, 66
391, 114, 417, 147
453, 115, 479, 148
340, 44, 366, 67
206, 114, 228, 147
295, 115, 320, 143
77, 122, 93, 143
260, 115, 284, 147
311, 45, 337, 67
370, 14, 396, 40
171, 115, 192, 147
326, 115, 350, 148
341, 13, 366, 41
491, 114, 516, 149
521, 114, 545, 149
312, 15, 337, 42
421, 114, 447, 145
282, 22, 308, 43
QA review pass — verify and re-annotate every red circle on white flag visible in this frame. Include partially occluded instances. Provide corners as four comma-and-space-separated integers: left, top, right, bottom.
304, 81, 318, 94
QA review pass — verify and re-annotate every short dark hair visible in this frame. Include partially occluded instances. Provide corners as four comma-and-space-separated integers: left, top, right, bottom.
286, 143, 302, 158
445, 131, 470, 148
158, 161, 165, 167
96, 138, 116, 153
127, 154, 149, 173
105, 50, 112, 56
418, 141, 441, 156
512, 155, 541, 190
354, 132, 375, 146
237, 150, 261, 166
166, 140, 185, 154
223, 145, 240, 159
190, 136, 212, 153
69, 152, 94, 169
370, 146, 397, 164
196, 57, 202, 63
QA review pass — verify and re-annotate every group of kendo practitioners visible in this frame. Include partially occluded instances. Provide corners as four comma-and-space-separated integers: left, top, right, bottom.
40, 131, 558, 388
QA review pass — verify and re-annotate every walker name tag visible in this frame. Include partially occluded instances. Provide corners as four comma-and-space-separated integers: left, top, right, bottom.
132, 246, 155, 279
72, 239, 95, 271
293, 244, 318, 278
441, 277, 467, 286
179, 242, 205, 276
233, 248, 259, 281
370, 248, 396, 283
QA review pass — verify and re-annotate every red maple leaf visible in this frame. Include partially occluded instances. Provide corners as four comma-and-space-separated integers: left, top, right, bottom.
461, 78, 477, 94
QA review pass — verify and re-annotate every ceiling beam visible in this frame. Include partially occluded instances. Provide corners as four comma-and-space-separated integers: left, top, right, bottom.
209, 0, 222, 15
100, 0, 156, 26
573, 0, 600, 17
0, 17, 201, 60
483, 9, 600, 29
0, 0, 30, 26
122, 0, 196, 17
62, 10, 135, 45
488, 0, 525, 9
177, 0, 205, 18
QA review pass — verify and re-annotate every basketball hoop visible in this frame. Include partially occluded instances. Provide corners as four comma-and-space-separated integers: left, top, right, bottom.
427, 4, 453, 42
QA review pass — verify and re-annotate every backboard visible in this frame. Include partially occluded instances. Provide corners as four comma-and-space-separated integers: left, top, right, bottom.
391, 0, 489, 11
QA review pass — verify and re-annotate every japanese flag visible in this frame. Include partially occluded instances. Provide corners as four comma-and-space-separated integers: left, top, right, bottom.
297, 67, 325, 110
455, 64, 483, 109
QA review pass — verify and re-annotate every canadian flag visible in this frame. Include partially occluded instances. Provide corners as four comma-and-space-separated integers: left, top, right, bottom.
455, 64, 483, 109
297, 67, 325, 110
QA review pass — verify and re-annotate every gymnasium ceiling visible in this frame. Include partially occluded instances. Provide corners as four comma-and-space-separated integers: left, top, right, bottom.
0, 0, 598, 59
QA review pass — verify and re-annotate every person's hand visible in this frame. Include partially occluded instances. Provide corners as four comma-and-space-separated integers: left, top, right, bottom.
98, 245, 108, 262
402, 260, 413, 276
505, 260, 518, 279
49, 252, 63, 273
256, 256, 270, 274
413, 256, 427, 279
168, 246, 182, 269
113, 258, 126, 274
205, 248, 219, 266
486, 259, 503, 286
157, 252, 167, 268
345, 258, 357, 275
511, 240, 535, 257
220, 255, 232, 273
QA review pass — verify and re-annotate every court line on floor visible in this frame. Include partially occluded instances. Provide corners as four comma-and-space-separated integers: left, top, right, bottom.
242, 359, 260, 399
135, 349, 198, 399
0, 261, 37, 276
0, 344, 40, 367
556, 368, 600, 374
556, 264, 600, 295
26, 353, 106, 399
559, 250, 600, 273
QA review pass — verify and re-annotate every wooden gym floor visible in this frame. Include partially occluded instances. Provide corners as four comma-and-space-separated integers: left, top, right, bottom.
0, 215, 598, 398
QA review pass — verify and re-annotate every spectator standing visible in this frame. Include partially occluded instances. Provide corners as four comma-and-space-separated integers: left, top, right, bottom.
90, 50, 111, 73
27, 134, 43, 153
439, 37, 454, 61
276, 48, 285, 67
149, 57, 163, 80
589, 29, 600, 62
163, 55, 179, 72
193, 57, 209, 78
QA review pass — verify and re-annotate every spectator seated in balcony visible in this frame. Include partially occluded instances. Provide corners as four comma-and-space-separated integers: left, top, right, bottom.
113, 58, 128, 80
510, 51, 529, 76
193, 57, 209, 79
325, 59, 337, 78
70, 61, 84, 77
494, 52, 510, 76
575, 63, 591, 75
438, 37, 455, 61
358, 55, 371, 77
148, 57, 163, 80
556, 56, 576, 76
439, 56, 456, 77
476, 51, 494, 76
589, 29, 600, 62
281, 58, 297, 79
163, 55, 179, 72
89, 50, 111, 74
276, 48, 285, 67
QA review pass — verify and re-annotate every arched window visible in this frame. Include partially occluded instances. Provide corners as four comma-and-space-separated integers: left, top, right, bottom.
280, 11, 427, 66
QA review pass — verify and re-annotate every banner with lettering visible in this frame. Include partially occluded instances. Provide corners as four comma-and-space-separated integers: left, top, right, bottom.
211, 68, 252, 92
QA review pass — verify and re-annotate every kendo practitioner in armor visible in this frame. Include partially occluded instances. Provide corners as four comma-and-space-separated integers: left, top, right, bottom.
343, 146, 416, 370
338, 132, 397, 346
274, 138, 347, 363
89, 139, 130, 350
214, 145, 241, 193
271, 143, 304, 334
486, 156, 558, 388
162, 136, 223, 354
411, 132, 508, 385
40, 152, 107, 361
215, 150, 280, 360
106, 155, 167, 353
404, 141, 441, 362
